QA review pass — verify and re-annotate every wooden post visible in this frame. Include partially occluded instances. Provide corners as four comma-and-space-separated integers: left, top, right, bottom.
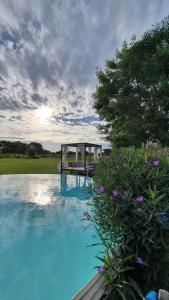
61, 145, 62, 173
84, 145, 86, 175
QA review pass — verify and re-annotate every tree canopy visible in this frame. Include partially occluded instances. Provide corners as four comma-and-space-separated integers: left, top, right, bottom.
0, 141, 51, 155
94, 17, 169, 146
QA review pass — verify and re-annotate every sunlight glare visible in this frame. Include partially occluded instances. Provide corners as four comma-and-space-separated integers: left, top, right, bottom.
36, 106, 52, 124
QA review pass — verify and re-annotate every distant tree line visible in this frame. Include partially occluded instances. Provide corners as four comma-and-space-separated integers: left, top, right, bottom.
0, 141, 52, 157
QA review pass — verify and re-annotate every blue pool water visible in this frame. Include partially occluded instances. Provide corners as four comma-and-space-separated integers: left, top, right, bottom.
0, 174, 99, 300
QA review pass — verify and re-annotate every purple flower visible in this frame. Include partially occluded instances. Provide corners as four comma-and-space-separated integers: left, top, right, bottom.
146, 140, 153, 146
137, 257, 143, 264
153, 160, 159, 167
136, 195, 144, 202
98, 185, 104, 193
146, 140, 156, 148
111, 190, 118, 197
98, 266, 105, 273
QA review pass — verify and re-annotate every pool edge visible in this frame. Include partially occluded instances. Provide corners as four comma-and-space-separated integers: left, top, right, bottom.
71, 273, 106, 300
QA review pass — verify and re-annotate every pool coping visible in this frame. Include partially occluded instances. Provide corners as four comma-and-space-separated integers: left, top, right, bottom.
71, 273, 106, 300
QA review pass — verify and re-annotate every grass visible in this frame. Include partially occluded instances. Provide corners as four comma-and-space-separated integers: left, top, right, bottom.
0, 157, 60, 175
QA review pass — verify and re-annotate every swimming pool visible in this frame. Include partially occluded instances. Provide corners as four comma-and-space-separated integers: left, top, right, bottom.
0, 174, 99, 300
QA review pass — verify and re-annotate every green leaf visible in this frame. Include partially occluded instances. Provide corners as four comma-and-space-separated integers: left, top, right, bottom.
128, 277, 144, 299
117, 288, 127, 300
125, 287, 137, 300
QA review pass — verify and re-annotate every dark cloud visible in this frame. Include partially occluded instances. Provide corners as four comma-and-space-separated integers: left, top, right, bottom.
71, 100, 78, 107
31, 93, 47, 105
0, 76, 5, 82
67, 115, 99, 125
0, 96, 36, 110
0, 97, 21, 110
9, 115, 22, 121
61, 112, 74, 117
0, 60, 8, 77
53, 114, 99, 126
25, 53, 57, 89
0, 28, 20, 50
0, 115, 5, 124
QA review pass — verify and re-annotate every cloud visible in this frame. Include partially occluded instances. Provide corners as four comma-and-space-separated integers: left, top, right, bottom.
8, 115, 22, 121
0, 136, 25, 140
0, 0, 168, 149
52, 114, 99, 126
31, 93, 47, 105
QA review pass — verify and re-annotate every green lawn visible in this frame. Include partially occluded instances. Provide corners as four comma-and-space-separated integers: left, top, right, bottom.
0, 158, 60, 175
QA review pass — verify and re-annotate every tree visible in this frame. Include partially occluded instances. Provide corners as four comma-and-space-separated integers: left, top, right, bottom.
27, 143, 38, 158
30, 142, 43, 154
93, 17, 169, 147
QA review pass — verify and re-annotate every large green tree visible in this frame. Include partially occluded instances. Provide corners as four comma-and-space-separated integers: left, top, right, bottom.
94, 17, 169, 146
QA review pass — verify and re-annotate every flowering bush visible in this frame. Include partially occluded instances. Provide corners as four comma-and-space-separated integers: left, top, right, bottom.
87, 143, 169, 299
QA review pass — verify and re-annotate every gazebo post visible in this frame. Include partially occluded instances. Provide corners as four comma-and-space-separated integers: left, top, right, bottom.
84, 145, 86, 175
61, 145, 63, 173
100, 145, 102, 157
75, 146, 79, 166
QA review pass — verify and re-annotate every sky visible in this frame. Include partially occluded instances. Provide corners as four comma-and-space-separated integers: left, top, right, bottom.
0, 0, 168, 151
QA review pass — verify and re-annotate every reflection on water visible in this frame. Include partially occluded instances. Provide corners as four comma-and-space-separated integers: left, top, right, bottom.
0, 173, 92, 206
0, 174, 97, 300
0, 174, 92, 234
60, 173, 92, 200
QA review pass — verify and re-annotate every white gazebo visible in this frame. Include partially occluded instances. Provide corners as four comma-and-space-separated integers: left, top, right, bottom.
60, 142, 102, 176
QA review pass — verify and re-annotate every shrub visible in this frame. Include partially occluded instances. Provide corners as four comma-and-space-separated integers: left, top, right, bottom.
87, 143, 169, 299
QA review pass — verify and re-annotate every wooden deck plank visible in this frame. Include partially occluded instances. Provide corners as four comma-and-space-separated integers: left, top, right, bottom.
72, 273, 106, 300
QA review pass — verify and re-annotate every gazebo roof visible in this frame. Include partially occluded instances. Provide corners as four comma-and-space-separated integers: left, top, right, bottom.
61, 142, 101, 148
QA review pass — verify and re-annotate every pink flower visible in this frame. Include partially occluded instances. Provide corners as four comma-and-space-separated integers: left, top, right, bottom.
153, 160, 159, 167
98, 266, 105, 273
136, 195, 144, 202
98, 185, 104, 193
111, 190, 118, 197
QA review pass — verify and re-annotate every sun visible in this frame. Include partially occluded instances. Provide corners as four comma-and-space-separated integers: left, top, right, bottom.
35, 106, 52, 124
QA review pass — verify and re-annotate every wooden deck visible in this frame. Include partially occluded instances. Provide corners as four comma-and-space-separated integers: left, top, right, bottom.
72, 273, 106, 300
61, 163, 97, 176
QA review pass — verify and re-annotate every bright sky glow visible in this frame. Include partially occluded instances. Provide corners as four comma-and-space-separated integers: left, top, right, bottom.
35, 106, 52, 124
